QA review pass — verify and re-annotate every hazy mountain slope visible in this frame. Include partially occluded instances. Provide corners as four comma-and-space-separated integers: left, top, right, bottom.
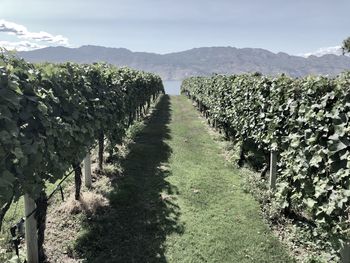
18, 45, 350, 80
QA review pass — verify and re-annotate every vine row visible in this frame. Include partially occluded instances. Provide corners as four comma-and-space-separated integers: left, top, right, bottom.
181, 72, 350, 240
0, 53, 164, 233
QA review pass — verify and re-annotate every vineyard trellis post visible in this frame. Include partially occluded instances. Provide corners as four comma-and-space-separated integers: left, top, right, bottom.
98, 131, 104, 170
84, 151, 92, 188
24, 194, 39, 263
269, 150, 277, 190
340, 242, 350, 263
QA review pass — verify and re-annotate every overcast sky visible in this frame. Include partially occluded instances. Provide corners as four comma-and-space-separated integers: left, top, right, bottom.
0, 0, 349, 56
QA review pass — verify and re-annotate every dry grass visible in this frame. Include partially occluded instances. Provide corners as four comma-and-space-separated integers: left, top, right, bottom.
57, 192, 109, 215
44, 189, 110, 262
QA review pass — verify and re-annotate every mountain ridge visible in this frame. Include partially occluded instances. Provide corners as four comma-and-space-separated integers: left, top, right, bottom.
17, 45, 350, 80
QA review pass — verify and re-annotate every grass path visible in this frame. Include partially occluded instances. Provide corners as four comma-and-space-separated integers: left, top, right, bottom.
75, 95, 293, 262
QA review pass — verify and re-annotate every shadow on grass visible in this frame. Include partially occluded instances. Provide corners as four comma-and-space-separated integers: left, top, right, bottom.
74, 95, 184, 263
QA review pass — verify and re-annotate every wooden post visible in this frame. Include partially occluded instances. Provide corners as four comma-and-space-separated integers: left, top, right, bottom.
24, 194, 39, 263
341, 242, 350, 263
98, 131, 104, 171
269, 150, 277, 190
84, 151, 92, 188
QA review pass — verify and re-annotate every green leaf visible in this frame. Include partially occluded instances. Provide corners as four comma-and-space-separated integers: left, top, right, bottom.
305, 198, 317, 209
310, 155, 322, 168
0, 170, 16, 186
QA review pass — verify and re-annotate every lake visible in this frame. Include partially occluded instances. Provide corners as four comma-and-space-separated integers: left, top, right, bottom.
163, 80, 182, 95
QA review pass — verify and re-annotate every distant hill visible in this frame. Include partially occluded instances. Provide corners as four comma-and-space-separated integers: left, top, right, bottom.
17, 45, 350, 80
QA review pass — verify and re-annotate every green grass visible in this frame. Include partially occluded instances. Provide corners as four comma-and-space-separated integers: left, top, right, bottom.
74, 95, 294, 263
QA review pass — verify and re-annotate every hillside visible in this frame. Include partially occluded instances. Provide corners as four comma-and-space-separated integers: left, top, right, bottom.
18, 45, 350, 80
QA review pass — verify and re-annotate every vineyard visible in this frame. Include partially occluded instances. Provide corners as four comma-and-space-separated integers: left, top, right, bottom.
181, 73, 350, 258
0, 54, 164, 262
1, 51, 350, 263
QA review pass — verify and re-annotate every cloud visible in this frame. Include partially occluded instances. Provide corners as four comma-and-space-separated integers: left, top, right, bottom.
0, 40, 46, 51
0, 19, 69, 46
301, 46, 343, 57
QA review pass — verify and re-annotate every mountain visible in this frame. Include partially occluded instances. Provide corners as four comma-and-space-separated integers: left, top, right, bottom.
17, 45, 350, 80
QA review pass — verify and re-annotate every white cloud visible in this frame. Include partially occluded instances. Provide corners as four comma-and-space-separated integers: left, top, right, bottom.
0, 19, 69, 46
0, 40, 46, 51
300, 46, 343, 57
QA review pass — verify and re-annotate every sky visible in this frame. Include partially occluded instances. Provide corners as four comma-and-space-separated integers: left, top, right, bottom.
0, 0, 349, 56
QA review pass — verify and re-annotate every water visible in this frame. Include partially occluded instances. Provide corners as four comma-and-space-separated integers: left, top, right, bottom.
163, 80, 182, 95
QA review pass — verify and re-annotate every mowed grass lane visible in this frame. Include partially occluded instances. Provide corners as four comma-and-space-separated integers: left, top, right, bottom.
163, 96, 293, 262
